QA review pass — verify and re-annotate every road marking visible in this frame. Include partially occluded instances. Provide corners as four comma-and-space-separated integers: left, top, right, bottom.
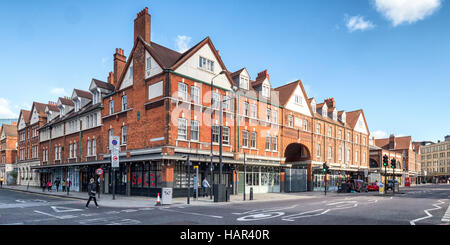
237, 212, 285, 222
34, 210, 78, 220
139, 207, 154, 211
232, 205, 298, 215
441, 204, 450, 222
121, 209, 139, 213
281, 209, 330, 222
410, 200, 445, 225
159, 208, 223, 219
51, 206, 83, 213
0, 222, 24, 225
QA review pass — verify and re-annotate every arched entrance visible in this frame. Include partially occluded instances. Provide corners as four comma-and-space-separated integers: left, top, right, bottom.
284, 143, 311, 163
283, 143, 311, 192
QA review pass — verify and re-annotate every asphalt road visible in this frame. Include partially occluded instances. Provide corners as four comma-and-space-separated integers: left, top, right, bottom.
0, 184, 449, 225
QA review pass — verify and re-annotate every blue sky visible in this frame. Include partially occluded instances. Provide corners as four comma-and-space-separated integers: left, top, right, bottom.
0, 0, 448, 142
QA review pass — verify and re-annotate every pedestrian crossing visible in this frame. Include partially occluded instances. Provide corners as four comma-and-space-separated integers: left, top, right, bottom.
441, 204, 450, 223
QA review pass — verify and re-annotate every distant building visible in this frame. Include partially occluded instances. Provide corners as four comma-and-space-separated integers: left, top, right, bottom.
0, 121, 18, 185
417, 135, 450, 183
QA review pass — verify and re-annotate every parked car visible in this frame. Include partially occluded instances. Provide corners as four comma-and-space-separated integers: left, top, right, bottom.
367, 182, 379, 191
349, 179, 368, 192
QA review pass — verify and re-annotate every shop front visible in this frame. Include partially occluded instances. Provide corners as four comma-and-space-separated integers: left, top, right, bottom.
313, 169, 354, 191
237, 165, 281, 194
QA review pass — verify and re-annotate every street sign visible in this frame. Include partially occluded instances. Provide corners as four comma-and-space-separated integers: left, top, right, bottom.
96, 168, 103, 175
111, 136, 120, 168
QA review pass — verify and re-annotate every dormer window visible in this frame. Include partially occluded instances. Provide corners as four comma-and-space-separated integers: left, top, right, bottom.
74, 100, 80, 112
333, 110, 337, 121
322, 108, 327, 118
93, 90, 101, 104
311, 102, 316, 113
240, 75, 249, 90
262, 85, 270, 97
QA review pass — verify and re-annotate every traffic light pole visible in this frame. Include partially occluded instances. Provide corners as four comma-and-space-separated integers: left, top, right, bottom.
392, 167, 395, 195
324, 172, 327, 196
384, 165, 387, 195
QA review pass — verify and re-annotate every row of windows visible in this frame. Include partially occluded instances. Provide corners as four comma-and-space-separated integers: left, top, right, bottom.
421, 144, 450, 154
177, 118, 279, 151
315, 145, 367, 164
109, 95, 128, 115
422, 152, 450, 160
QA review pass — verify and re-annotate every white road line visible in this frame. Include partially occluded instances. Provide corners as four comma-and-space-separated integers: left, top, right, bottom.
281, 209, 330, 222
232, 205, 298, 215
121, 209, 139, 213
1, 222, 24, 225
410, 200, 445, 225
33, 210, 78, 220
441, 204, 450, 222
159, 208, 223, 219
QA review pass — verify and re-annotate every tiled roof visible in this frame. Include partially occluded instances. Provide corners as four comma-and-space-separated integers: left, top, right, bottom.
93, 79, 115, 91
345, 110, 361, 129
273, 80, 299, 107
74, 89, 93, 99
21, 110, 31, 124
1, 124, 18, 137
374, 136, 411, 150
59, 97, 74, 106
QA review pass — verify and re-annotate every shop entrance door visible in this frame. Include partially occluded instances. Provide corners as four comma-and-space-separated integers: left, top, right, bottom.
285, 168, 307, 192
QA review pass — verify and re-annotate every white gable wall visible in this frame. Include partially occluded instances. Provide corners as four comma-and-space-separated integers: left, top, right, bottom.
30, 108, 39, 125
174, 44, 231, 90
354, 114, 368, 135
285, 85, 312, 117
119, 59, 134, 90
145, 51, 163, 79
18, 114, 26, 130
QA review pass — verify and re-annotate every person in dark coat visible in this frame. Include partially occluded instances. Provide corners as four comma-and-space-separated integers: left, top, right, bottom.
85, 178, 99, 208
54, 178, 60, 192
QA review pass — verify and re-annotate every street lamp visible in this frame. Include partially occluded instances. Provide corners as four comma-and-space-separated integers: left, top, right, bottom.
210, 71, 226, 196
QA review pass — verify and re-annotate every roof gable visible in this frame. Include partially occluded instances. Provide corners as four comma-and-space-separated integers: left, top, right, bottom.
173, 38, 233, 90
275, 80, 313, 117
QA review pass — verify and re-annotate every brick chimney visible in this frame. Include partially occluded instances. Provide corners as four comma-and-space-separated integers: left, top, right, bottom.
107, 71, 114, 86
11, 121, 17, 126
389, 134, 396, 150
134, 7, 151, 43
114, 48, 127, 86
256, 69, 269, 81
324, 98, 336, 108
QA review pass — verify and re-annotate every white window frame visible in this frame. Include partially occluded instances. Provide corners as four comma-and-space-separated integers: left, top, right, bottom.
122, 95, 127, 111
121, 126, 127, 145
191, 120, 199, 141
178, 82, 188, 101
191, 86, 200, 104
109, 100, 114, 115
242, 130, 249, 147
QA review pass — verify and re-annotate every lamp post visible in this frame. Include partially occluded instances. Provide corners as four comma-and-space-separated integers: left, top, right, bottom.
210, 71, 226, 198
243, 152, 246, 201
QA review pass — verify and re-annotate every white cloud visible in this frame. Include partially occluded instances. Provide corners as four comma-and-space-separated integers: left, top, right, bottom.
0, 98, 18, 118
175, 35, 192, 53
50, 87, 67, 96
374, 0, 442, 26
371, 130, 388, 139
346, 15, 375, 32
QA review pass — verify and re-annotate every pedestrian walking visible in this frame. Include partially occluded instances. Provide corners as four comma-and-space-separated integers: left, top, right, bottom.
41, 180, 46, 192
202, 177, 210, 197
85, 178, 99, 209
54, 178, 60, 192
66, 178, 71, 194
62, 179, 66, 192
46, 180, 52, 192
0, 177, 3, 188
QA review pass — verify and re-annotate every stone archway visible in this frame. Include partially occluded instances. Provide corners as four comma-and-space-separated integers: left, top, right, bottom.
284, 143, 311, 162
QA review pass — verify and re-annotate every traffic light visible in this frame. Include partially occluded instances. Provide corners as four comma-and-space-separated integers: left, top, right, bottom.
391, 158, 396, 169
322, 162, 329, 173
383, 155, 388, 167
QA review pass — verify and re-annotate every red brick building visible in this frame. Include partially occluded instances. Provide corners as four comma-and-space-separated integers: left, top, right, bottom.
371, 135, 421, 185
24, 7, 371, 196
0, 122, 18, 184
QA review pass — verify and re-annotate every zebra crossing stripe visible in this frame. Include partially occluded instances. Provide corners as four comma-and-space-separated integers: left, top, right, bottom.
442, 204, 450, 222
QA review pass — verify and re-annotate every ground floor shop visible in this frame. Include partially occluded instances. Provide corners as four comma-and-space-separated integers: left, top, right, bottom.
33, 157, 284, 197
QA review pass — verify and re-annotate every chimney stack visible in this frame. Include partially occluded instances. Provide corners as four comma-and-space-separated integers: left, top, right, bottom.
108, 71, 115, 86
256, 70, 269, 81
114, 48, 127, 87
389, 134, 395, 150
134, 7, 151, 43
324, 98, 336, 108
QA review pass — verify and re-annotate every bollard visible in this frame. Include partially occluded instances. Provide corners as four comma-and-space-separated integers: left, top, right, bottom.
250, 187, 253, 200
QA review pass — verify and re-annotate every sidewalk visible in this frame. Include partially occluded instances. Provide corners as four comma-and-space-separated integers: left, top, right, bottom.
1, 184, 402, 208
